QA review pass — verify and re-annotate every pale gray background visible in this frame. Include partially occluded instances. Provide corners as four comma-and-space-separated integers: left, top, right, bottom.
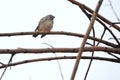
0, 0, 120, 80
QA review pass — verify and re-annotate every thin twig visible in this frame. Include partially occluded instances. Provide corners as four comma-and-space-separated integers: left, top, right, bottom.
96, 18, 120, 46
68, 0, 120, 31
108, 38, 120, 40
96, 28, 107, 46
84, 52, 94, 80
109, 0, 120, 21
0, 62, 5, 66
78, 4, 91, 20
76, 0, 120, 46
107, 52, 120, 60
112, 22, 120, 24
42, 43, 64, 80
0, 54, 15, 80
84, 25, 96, 80
84, 27, 110, 80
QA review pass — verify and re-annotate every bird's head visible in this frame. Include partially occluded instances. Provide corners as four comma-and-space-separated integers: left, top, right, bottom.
46, 14, 55, 20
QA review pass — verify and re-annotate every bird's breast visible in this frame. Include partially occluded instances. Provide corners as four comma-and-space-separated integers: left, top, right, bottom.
38, 20, 53, 32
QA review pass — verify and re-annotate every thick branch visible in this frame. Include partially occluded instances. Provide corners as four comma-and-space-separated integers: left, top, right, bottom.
0, 47, 119, 54
0, 31, 119, 48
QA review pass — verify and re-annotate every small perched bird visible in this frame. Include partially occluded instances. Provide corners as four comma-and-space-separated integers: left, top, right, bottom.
33, 14, 55, 38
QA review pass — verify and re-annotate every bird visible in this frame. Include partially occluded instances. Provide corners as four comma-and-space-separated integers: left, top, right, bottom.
33, 14, 55, 38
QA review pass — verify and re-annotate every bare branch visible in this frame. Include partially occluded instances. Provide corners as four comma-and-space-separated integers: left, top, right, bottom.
0, 31, 119, 48
96, 18, 120, 46
71, 0, 103, 79
68, 0, 120, 31
0, 56, 120, 69
0, 47, 119, 54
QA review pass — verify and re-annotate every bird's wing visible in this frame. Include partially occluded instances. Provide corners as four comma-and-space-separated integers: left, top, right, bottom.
39, 16, 46, 24
34, 25, 39, 32
34, 16, 47, 32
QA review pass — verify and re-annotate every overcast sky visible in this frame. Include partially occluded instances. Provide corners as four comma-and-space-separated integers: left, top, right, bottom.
0, 0, 120, 80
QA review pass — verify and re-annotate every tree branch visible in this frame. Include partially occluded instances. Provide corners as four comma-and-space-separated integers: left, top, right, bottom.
0, 47, 119, 54
71, 0, 103, 79
68, 0, 120, 31
0, 31, 119, 48
0, 56, 120, 69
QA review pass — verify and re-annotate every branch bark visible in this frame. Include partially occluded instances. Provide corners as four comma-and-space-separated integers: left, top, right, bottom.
0, 31, 119, 48
0, 56, 120, 69
71, 0, 103, 79
0, 47, 119, 54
